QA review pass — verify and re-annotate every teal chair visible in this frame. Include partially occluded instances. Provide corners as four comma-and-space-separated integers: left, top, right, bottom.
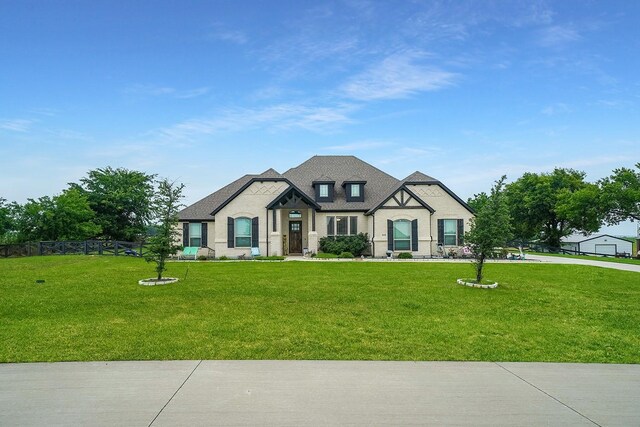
180, 247, 199, 260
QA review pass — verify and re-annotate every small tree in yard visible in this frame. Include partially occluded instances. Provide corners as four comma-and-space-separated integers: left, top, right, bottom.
465, 176, 512, 283
145, 179, 185, 281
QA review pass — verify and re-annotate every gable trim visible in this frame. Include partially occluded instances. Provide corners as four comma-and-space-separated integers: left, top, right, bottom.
211, 178, 319, 216
404, 180, 475, 214
366, 184, 435, 215
266, 184, 321, 210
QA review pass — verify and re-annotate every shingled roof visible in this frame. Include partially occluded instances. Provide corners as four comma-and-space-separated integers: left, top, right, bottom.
178, 168, 284, 220
283, 155, 399, 211
403, 171, 437, 182
178, 156, 465, 219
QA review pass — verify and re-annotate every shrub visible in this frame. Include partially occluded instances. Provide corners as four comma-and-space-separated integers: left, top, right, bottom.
398, 252, 413, 259
319, 233, 370, 256
197, 255, 208, 261
338, 251, 354, 258
316, 252, 338, 259
254, 256, 285, 261
218, 255, 229, 261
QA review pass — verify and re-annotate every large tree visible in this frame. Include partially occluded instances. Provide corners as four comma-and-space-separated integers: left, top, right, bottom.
144, 179, 185, 281
0, 198, 10, 239
598, 163, 640, 224
76, 167, 155, 241
505, 168, 603, 248
465, 176, 512, 283
13, 188, 101, 242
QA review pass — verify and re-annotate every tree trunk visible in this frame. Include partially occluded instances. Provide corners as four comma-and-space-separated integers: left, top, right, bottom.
475, 254, 485, 283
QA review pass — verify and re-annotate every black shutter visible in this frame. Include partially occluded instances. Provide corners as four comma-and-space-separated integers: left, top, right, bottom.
227, 217, 234, 248
387, 220, 393, 251
411, 219, 418, 251
251, 217, 259, 248
201, 223, 207, 248
457, 219, 464, 246
350, 216, 357, 235
183, 223, 189, 247
437, 219, 444, 245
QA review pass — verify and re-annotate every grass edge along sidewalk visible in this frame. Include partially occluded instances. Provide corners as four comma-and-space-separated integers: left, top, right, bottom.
1, 256, 639, 364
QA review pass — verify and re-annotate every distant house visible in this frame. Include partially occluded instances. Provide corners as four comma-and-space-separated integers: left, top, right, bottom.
177, 155, 474, 258
561, 233, 632, 256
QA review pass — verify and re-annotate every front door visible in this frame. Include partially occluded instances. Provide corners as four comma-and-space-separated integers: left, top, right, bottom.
289, 221, 302, 254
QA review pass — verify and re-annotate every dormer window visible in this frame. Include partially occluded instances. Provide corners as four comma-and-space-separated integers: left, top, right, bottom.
319, 184, 329, 198
343, 180, 366, 202
312, 178, 335, 202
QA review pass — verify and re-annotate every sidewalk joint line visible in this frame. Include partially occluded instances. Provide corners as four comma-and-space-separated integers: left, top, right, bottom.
148, 360, 202, 426
495, 362, 602, 427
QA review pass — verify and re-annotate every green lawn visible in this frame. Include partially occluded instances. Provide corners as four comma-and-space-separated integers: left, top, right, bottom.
527, 251, 640, 265
1, 256, 639, 363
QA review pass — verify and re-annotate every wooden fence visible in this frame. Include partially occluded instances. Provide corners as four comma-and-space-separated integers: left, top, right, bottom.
0, 240, 148, 258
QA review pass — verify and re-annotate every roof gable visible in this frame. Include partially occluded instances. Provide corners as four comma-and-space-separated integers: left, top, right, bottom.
178, 168, 285, 220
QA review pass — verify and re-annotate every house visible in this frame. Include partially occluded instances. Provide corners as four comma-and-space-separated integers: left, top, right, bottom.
561, 233, 633, 256
177, 155, 474, 258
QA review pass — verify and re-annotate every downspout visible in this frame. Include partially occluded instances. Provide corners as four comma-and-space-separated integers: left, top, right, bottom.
266, 208, 269, 257
372, 213, 375, 257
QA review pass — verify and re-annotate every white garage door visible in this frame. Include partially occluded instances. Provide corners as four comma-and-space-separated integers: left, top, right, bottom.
595, 244, 616, 255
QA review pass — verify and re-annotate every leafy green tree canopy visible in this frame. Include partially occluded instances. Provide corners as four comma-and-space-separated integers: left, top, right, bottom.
465, 176, 512, 283
505, 168, 602, 248
76, 167, 156, 241
13, 188, 101, 242
145, 179, 185, 280
598, 163, 640, 224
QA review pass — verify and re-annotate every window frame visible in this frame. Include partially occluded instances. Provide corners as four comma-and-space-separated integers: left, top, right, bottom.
319, 184, 329, 198
393, 219, 411, 251
326, 215, 359, 237
443, 219, 457, 246
234, 217, 252, 248
189, 223, 202, 247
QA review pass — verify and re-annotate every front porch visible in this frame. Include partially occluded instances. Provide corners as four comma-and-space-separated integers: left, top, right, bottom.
267, 186, 319, 256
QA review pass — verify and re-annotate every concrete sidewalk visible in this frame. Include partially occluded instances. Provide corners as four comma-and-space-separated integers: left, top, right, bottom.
1, 361, 639, 426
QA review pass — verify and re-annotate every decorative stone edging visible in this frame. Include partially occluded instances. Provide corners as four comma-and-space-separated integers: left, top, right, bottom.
138, 277, 179, 286
456, 278, 498, 289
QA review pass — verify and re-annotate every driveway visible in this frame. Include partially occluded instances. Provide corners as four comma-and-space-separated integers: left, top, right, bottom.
1, 360, 639, 426
525, 254, 640, 273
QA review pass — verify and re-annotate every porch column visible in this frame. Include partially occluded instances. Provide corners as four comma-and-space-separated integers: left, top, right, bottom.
270, 208, 282, 256
307, 208, 318, 254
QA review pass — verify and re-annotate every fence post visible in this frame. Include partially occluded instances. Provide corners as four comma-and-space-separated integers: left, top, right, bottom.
38, 242, 43, 256
115, 241, 119, 256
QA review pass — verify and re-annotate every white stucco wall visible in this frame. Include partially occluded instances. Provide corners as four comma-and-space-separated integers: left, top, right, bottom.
214, 180, 289, 257
406, 184, 474, 255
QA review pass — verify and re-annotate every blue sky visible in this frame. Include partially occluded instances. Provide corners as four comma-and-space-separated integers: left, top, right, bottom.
1, 0, 638, 235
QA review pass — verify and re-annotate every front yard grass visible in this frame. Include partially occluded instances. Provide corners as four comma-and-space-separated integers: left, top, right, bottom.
1, 256, 639, 363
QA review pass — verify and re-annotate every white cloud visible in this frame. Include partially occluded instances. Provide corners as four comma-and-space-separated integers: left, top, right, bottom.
541, 103, 571, 115
124, 84, 210, 99
0, 119, 34, 132
537, 25, 581, 47
155, 103, 357, 140
341, 51, 457, 101
323, 140, 390, 152
207, 23, 248, 44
